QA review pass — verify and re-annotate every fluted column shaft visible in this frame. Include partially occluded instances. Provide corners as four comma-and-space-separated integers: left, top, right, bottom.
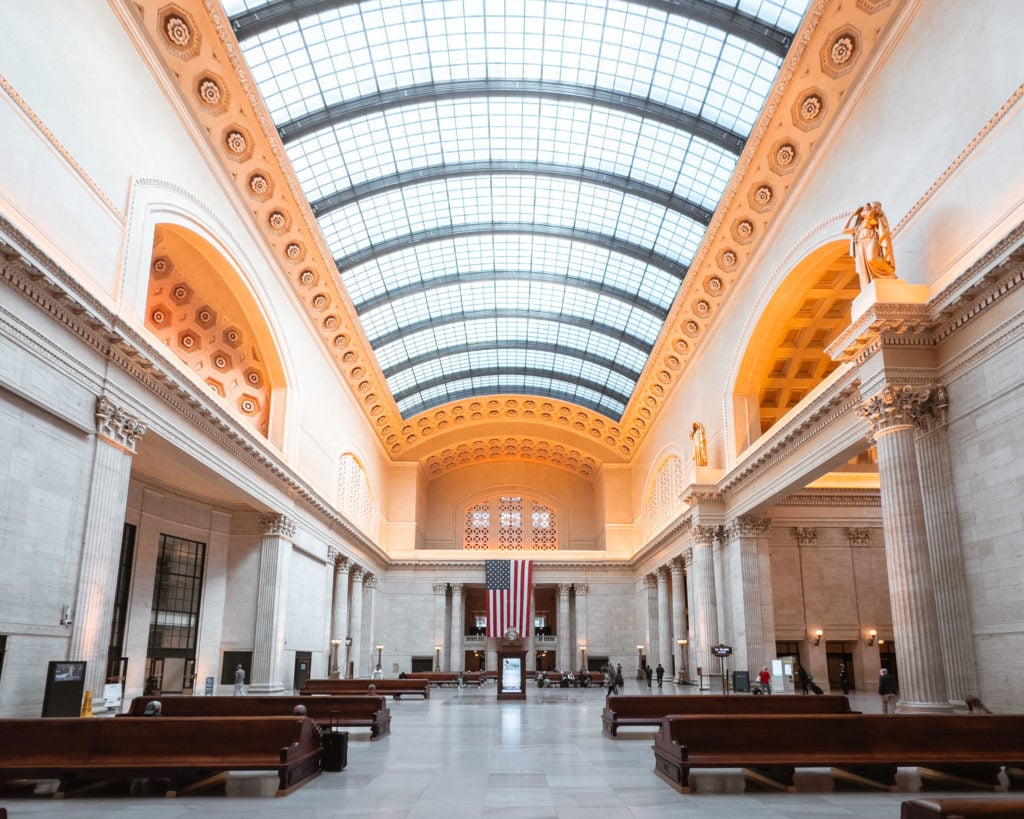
331, 558, 350, 644
690, 526, 719, 678
656, 567, 671, 669
349, 569, 365, 678
69, 397, 146, 712
250, 514, 295, 693
914, 388, 977, 704
574, 584, 588, 670
433, 583, 447, 670
450, 583, 464, 672
558, 583, 571, 671
670, 557, 686, 680
683, 552, 696, 677
365, 575, 378, 671
860, 386, 951, 713
726, 517, 770, 674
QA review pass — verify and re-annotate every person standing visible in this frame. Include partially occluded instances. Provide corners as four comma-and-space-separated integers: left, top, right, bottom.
655, 663, 665, 688
838, 663, 851, 695
795, 662, 810, 695
878, 668, 899, 713
757, 666, 771, 695
233, 664, 246, 696
644, 664, 653, 688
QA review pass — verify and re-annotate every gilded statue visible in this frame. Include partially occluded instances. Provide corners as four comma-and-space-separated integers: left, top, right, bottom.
842, 201, 896, 288
690, 422, 708, 467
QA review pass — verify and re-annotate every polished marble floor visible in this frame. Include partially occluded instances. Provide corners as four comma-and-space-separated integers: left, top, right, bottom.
2, 680, 1017, 818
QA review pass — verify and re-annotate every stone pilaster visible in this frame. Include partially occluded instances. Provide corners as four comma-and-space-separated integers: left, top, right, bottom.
558, 583, 571, 671
69, 396, 147, 712
433, 582, 447, 670
349, 569, 365, 678
365, 574, 378, 672
914, 386, 978, 704
643, 573, 658, 672
249, 513, 296, 694
724, 516, 770, 674
670, 557, 687, 681
330, 558, 350, 676
859, 385, 951, 712
574, 584, 588, 670
690, 525, 719, 679
450, 582, 464, 672
656, 567, 671, 670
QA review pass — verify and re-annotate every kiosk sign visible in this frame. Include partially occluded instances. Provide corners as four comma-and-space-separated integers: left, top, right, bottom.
711, 644, 733, 657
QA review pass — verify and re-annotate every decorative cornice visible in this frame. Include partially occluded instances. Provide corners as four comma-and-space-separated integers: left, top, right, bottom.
777, 489, 882, 508
825, 301, 934, 364
682, 485, 724, 507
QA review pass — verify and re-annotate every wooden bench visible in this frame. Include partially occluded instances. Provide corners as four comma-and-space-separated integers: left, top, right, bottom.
301, 678, 429, 699
405, 672, 484, 686
901, 797, 1024, 818
126, 695, 391, 739
652, 714, 1024, 794
602, 693, 853, 736
0, 716, 321, 797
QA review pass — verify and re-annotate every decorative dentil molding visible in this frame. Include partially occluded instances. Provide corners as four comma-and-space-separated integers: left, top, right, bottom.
95, 396, 148, 453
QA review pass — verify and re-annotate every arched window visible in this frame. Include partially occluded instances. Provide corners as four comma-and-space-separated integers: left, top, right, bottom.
337, 453, 374, 536
462, 495, 558, 550
644, 455, 685, 539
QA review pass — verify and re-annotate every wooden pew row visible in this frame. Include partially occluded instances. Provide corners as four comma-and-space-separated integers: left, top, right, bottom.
901, 797, 1024, 818
125, 695, 391, 739
652, 713, 1024, 794
0, 716, 321, 797
405, 672, 484, 686
301, 678, 430, 699
602, 693, 853, 736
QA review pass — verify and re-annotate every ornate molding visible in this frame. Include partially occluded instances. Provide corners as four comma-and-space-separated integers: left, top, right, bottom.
912, 385, 948, 434
432, 582, 448, 595
259, 513, 296, 539
642, 574, 658, 589
351, 568, 366, 583
334, 555, 350, 574
558, 582, 573, 595
363, 574, 377, 589
691, 525, 719, 548
857, 384, 933, 435
669, 556, 685, 575
725, 516, 771, 539
845, 527, 872, 548
449, 582, 464, 593
574, 583, 588, 596
95, 396, 148, 453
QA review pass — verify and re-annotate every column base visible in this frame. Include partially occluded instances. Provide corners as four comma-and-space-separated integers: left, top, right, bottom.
895, 699, 956, 714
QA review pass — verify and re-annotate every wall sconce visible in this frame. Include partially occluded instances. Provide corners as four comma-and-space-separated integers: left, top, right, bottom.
813, 629, 823, 647
867, 629, 877, 647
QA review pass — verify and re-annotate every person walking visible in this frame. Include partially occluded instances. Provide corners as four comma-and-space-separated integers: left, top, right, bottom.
655, 663, 665, 688
233, 664, 246, 696
838, 663, 850, 695
878, 668, 899, 713
644, 664, 653, 688
605, 666, 618, 697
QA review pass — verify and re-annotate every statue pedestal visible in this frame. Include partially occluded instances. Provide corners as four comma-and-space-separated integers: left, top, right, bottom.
690, 466, 724, 485
852, 278, 929, 321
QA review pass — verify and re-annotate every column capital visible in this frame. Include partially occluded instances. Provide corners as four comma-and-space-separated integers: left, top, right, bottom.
95, 395, 147, 453
642, 573, 658, 589
432, 582, 448, 595
792, 527, 817, 547
558, 582, 572, 595
259, 513, 295, 539
363, 574, 377, 589
725, 516, 770, 539
681, 549, 693, 568
692, 524, 718, 547
334, 555, 350, 574
450, 582, 464, 594
845, 527, 873, 548
351, 567, 366, 583
912, 385, 949, 434
573, 583, 588, 596
670, 555, 685, 575
656, 565, 670, 580
858, 383, 935, 436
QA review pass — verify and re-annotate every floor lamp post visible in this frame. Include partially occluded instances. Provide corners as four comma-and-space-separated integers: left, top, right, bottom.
677, 638, 688, 684
344, 636, 352, 679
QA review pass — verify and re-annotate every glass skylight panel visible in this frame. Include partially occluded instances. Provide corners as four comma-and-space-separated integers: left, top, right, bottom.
226, 0, 810, 419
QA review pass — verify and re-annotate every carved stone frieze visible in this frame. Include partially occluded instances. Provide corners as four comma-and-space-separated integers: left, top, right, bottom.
95, 396, 148, 453
825, 303, 934, 364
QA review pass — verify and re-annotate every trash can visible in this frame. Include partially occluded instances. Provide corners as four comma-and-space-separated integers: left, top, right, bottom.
732, 670, 750, 693
321, 730, 348, 771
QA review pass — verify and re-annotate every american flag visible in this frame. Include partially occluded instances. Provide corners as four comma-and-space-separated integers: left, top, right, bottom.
485, 559, 533, 639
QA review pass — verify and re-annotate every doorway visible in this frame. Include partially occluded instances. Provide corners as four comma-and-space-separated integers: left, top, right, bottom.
293, 651, 312, 691
825, 640, 856, 691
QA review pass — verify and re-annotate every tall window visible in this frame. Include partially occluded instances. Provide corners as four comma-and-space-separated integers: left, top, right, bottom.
462, 495, 558, 550
148, 534, 206, 653
107, 523, 136, 683
337, 453, 374, 536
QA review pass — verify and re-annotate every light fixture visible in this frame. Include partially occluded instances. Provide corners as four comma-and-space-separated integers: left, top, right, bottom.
867, 629, 877, 646
329, 639, 341, 678
375, 645, 384, 670
343, 636, 353, 678
434, 645, 442, 671
813, 629, 823, 647
637, 644, 644, 664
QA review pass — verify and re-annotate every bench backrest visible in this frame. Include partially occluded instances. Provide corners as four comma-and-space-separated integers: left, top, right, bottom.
301, 678, 429, 695
0, 716, 317, 767
659, 714, 1024, 760
127, 695, 386, 722
610, 693, 852, 718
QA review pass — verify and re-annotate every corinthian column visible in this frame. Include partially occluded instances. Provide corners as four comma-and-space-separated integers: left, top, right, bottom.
69, 396, 147, 712
558, 583, 571, 671
656, 567, 671, 670
433, 583, 447, 670
349, 569, 365, 678
670, 557, 687, 681
914, 387, 977, 705
724, 516, 770, 675
249, 514, 296, 693
690, 525, 719, 680
450, 583, 464, 672
330, 557, 350, 678
859, 385, 951, 713
574, 584, 588, 670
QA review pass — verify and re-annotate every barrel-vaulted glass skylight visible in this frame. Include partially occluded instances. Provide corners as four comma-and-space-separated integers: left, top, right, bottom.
225, 0, 809, 420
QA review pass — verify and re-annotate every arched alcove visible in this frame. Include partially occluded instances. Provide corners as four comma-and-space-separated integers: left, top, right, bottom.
732, 242, 857, 453
145, 224, 287, 445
